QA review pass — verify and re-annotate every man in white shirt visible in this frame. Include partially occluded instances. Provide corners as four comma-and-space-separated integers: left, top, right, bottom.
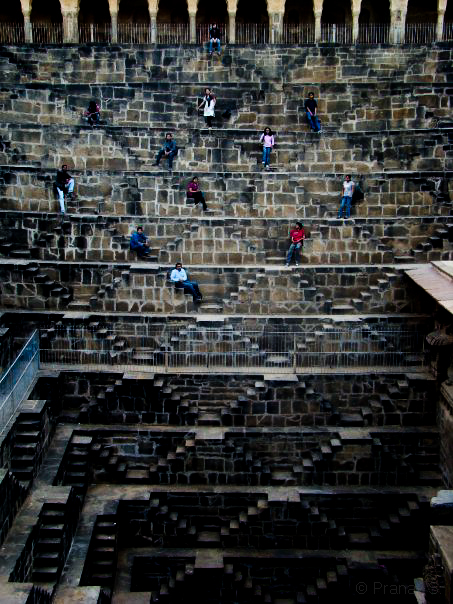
170, 262, 203, 303
338, 174, 355, 219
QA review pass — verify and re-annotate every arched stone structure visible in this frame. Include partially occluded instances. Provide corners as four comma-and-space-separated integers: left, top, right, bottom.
30, 0, 63, 23
0, 0, 24, 23
321, 0, 353, 23
406, 0, 437, 22
196, 0, 228, 25
359, 0, 391, 22
0, 0, 448, 43
283, 0, 315, 24
118, 0, 150, 23
78, 0, 111, 24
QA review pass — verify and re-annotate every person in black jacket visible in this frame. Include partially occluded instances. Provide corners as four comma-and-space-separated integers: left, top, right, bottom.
153, 133, 178, 171
55, 164, 75, 213
209, 23, 221, 55
304, 92, 321, 133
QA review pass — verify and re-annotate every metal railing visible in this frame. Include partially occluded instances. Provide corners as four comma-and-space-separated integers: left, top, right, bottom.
405, 22, 437, 44
320, 24, 353, 44
0, 21, 451, 45
79, 23, 112, 44
31, 22, 63, 44
0, 330, 39, 437
156, 22, 190, 44
236, 23, 269, 44
281, 24, 315, 44
39, 325, 426, 375
357, 23, 390, 44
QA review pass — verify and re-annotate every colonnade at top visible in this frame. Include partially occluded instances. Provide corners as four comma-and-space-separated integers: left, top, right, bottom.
2, 0, 452, 43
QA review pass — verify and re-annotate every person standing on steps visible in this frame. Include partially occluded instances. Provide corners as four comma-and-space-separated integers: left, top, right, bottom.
153, 132, 178, 171
259, 126, 274, 171
170, 262, 203, 303
285, 221, 305, 267
130, 226, 151, 258
304, 92, 321, 133
187, 176, 208, 211
337, 174, 355, 219
55, 164, 75, 214
208, 23, 221, 55
198, 88, 216, 129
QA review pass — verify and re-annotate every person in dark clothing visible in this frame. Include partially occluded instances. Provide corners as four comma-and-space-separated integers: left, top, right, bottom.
304, 92, 321, 133
55, 164, 75, 213
209, 23, 221, 54
198, 88, 216, 128
187, 177, 208, 211
153, 133, 178, 171
85, 100, 100, 126
130, 226, 151, 258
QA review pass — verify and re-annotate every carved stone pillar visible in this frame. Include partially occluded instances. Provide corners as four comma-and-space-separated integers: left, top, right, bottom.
111, 12, 118, 43
269, 12, 283, 44
437, 8, 445, 41
228, 11, 236, 43
23, 11, 32, 43
189, 13, 196, 43
352, 11, 360, 43
314, 10, 322, 43
62, 11, 78, 43
390, 9, 405, 44
150, 13, 157, 43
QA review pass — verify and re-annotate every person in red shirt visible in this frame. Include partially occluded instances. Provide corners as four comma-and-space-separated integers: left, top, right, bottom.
285, 221, 305, 267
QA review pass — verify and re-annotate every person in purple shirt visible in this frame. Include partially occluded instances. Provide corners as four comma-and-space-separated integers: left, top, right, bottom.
259, 127, 274, 170
187, 176, 207, 211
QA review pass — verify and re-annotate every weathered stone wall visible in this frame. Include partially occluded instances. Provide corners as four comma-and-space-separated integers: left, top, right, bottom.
0, 46, 451, 84
438, 381, 453, 488
1, 211, 453, 265
0, 260, 418, 314
1, 167, 451, 221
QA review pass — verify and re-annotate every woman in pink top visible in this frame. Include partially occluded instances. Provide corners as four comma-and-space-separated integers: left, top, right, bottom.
259, 126, 274, 171
187, 176, 207, 211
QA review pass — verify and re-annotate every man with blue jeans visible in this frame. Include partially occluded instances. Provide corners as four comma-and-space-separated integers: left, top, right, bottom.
338, 175, 355, 219
209, 24, 221, 55
304, 92, 321, 133
153, 133, 177, 171
170, 262, 203, 303
285, 222, 305, 267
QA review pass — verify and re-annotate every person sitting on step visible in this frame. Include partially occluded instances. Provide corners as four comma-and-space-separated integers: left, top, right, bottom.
259, 126, 274, 171
285, 221, 305, 267
198, 88, 216, 129
55, 164, 75, 214
84, 100, 100, 126
208, 23, 221, 55
304, 92, 321, 133
153, 132, 178, 171
130, 226, 151, 258
170, 262, 203, 303
187, 176, 208, 211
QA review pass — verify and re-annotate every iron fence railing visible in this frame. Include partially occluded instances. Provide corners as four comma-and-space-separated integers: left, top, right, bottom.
405, 22, 437, 44
236, 23, 269, 44
281, 24, 315, 44
320, 24, 353, 44
39, 325, 426, 374
79, 23, 112, 44
156, 22, 190, 44
0, 330, 39, 437
357, 23, 390, 44
0, 22, 450, 44
31, 22, 63, 44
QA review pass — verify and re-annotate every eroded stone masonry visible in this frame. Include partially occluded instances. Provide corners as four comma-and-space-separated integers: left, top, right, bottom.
0, 39, 452, 604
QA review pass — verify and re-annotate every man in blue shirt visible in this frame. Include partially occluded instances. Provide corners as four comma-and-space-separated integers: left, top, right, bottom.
170, 262, 202, 303
153, 132, 178, 171
130, 226, 151, 257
